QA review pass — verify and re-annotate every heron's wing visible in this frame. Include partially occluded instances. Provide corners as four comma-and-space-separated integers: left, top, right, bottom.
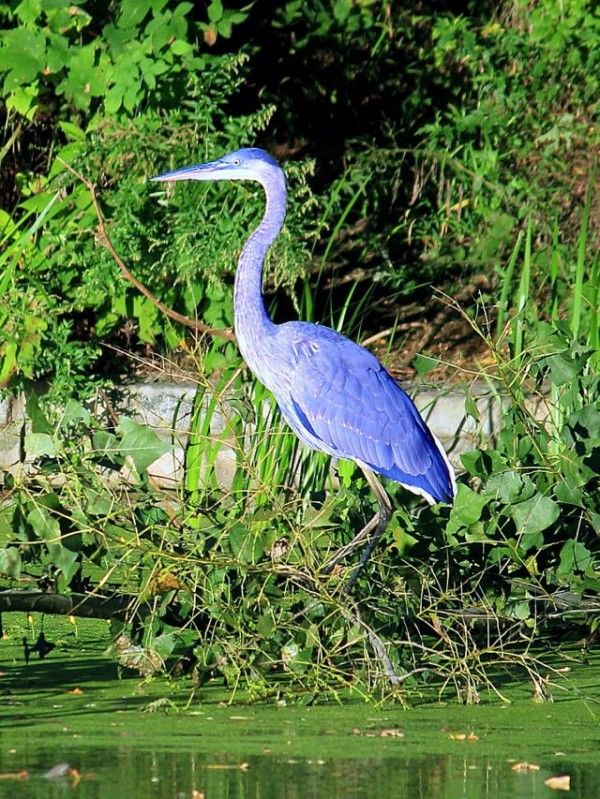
280, 326, 453, 503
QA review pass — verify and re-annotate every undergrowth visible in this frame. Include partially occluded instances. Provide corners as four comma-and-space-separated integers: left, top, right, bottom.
1, 1, 599, 704
1, 223, 598, 701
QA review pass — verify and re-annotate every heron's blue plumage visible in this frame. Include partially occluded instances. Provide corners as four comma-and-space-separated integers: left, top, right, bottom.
152, 147, 456, 511
265, 322, 454, 504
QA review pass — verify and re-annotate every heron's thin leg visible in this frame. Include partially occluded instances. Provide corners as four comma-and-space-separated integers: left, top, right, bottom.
322, 466, 392, 584
347, 468, 392, 587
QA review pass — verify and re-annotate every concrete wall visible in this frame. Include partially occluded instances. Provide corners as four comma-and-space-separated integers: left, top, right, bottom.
0, 381, 546, 487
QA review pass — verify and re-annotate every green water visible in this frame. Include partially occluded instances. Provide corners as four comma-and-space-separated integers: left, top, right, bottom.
1, 615, 599, 798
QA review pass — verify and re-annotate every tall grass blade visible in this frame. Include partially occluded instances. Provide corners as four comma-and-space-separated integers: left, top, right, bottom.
589, 252, 599, 351
496, 229, 524, 339
571, 167, 596, 340
511, 219, 532, 362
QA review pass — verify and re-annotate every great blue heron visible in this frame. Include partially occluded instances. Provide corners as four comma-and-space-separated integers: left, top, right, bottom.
153, 148, 456, 584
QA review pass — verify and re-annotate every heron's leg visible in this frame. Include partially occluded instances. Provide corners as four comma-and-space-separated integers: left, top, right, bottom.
347, 468, 392, 587
322, 466, 392, 584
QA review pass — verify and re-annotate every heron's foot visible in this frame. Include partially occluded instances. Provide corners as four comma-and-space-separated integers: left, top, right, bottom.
342, 606, 403, 686
323, 505, 391, 591
321, 512, 380, 577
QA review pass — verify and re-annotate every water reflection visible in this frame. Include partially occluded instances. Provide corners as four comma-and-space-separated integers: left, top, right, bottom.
0, 745, 596, 799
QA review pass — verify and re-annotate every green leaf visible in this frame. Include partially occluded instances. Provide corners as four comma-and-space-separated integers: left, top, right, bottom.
60, 399, 91, 427
461, 448, 506, 479
484, 470, 535, 504
54, 546, 79, 582
170, 39, 193, 55
58, 121, 86, 141
337, 459, 356, 488
27, 505, 60, 543
118, 0, 150, 29
229, 522, 263, 564
412, 353, 438, 376
133, 294, 159, 343
6, 84, 38, 118
117, 417, 170, 474
25, 393, 52, 434
14, 0, 42, 25
589, 512, 600, 535
24, 432, 56, 458
85, 487, 114, 516
450, 484, 488, 526
543, 353, 581, 385
464, 393, 479, 420
207, 0, 224, 23
509, 600, 531, 620
0, 547, 21, 578
27, 502, 79, 580
257, 613, 275, 638
391, 524, 418, 555
0, 28, 45, 84
510, 493, 560, 535
564, 405, 600, 450
92, 430, 119, 454
557, 540, 593, 576
519, 529, 544, 553
153, 633, 176, 658
554, 480, 584, 507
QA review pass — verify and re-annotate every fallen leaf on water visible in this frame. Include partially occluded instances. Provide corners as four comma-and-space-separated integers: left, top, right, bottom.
511, 762, 540, 772
379, 728, 404, 738
67, 687, 84, 695
449, 732, 478, 741
191, 791, 205, 799
0, 770, 28, 780
205, 763, 249, 771
351, 727, 404, 738
544, 775, 571, 791
69, 769, 81, 787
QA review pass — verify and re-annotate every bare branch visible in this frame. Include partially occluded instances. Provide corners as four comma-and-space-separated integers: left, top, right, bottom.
58, 159, 236, 343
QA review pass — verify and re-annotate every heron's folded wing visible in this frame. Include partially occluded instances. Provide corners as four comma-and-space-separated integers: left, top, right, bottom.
286, 332, 436, 479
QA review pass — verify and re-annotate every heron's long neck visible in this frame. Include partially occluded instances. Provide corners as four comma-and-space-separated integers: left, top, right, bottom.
234, 167, 286, 378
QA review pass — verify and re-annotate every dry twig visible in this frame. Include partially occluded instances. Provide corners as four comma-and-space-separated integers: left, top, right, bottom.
58, 159, 236, 343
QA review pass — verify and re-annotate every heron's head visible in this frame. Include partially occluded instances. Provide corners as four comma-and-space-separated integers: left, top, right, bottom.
151, 148, 280, 184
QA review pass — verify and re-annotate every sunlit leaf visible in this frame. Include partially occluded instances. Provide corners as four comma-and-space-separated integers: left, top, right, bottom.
117, 417, 170, 474
510, 494, 560, 535
24, 432, 56, 458
0, 547, 21, 578
450, 484, 488, 526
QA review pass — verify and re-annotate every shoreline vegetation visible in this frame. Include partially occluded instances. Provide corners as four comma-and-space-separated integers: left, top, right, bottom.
0, 1, 598, 701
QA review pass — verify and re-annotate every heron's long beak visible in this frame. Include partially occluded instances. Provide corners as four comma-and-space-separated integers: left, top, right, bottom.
151, 159, 225, 182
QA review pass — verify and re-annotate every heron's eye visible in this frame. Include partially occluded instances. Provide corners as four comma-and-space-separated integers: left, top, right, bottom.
232, 158, 241, 166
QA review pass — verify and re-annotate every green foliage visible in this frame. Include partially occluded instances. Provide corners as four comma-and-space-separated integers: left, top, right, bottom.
200, 0, 249, 44
443, 227, 600, 620
290, 0, 600, 302
1, 61, 319, 395
0, 0, 210, 118
404, 0, 600, 280
1, 1, 599, 700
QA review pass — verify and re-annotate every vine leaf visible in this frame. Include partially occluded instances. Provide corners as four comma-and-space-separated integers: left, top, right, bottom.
117, 417, 170, 474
